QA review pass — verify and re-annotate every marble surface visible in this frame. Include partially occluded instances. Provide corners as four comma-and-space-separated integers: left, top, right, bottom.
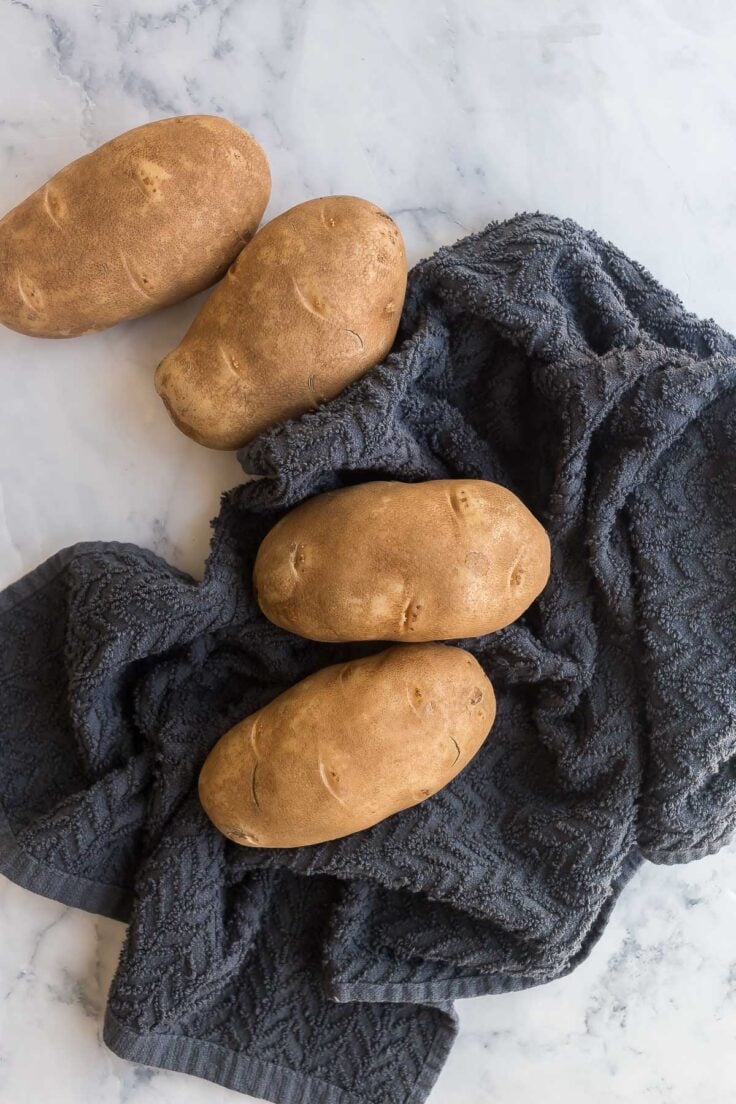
0, 1, 734, 1101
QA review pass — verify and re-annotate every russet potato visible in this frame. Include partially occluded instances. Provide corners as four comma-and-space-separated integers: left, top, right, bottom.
155, 195, 407, 449
253, 479, 551, 643
0, 115, 270, 337
198, 643, 495, 848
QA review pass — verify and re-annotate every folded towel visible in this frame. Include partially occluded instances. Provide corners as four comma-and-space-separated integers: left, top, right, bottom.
1, 213, 734, 1104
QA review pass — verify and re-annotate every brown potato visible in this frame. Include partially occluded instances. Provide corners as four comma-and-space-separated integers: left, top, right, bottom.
254, 479, 550, 642
155, 195, 407, 449
0, 115, 270, 337
199, 643, 494, 848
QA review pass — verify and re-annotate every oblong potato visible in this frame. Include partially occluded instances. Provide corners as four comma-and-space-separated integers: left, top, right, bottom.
254, 479, 550, 642
155, 195, 407, 449
0, 115, 270, 337
198, 643, 495, 848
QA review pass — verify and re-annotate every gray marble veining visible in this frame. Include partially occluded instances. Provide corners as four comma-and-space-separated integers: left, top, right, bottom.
0, 2, 735, 1101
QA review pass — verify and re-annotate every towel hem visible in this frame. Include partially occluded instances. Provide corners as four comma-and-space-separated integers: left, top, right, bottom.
0, 802, 132, 922
103, 1006, 458, 1104
0, 539, 197, 614
0, 538, 187, 924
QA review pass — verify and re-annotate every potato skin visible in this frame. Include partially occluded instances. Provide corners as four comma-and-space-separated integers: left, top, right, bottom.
254, 479, 550, 642
0, 115, 270, 337
155, 195, 407, 449
198, 644, 494, 848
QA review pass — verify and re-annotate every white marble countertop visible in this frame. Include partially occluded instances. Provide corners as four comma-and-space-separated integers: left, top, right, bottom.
0, 2, 735, 1102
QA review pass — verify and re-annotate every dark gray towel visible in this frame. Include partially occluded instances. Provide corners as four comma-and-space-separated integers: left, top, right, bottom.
1, 213, 734, 1104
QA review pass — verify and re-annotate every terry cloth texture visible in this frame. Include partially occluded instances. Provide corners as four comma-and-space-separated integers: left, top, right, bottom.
1, 213, 735, 1104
